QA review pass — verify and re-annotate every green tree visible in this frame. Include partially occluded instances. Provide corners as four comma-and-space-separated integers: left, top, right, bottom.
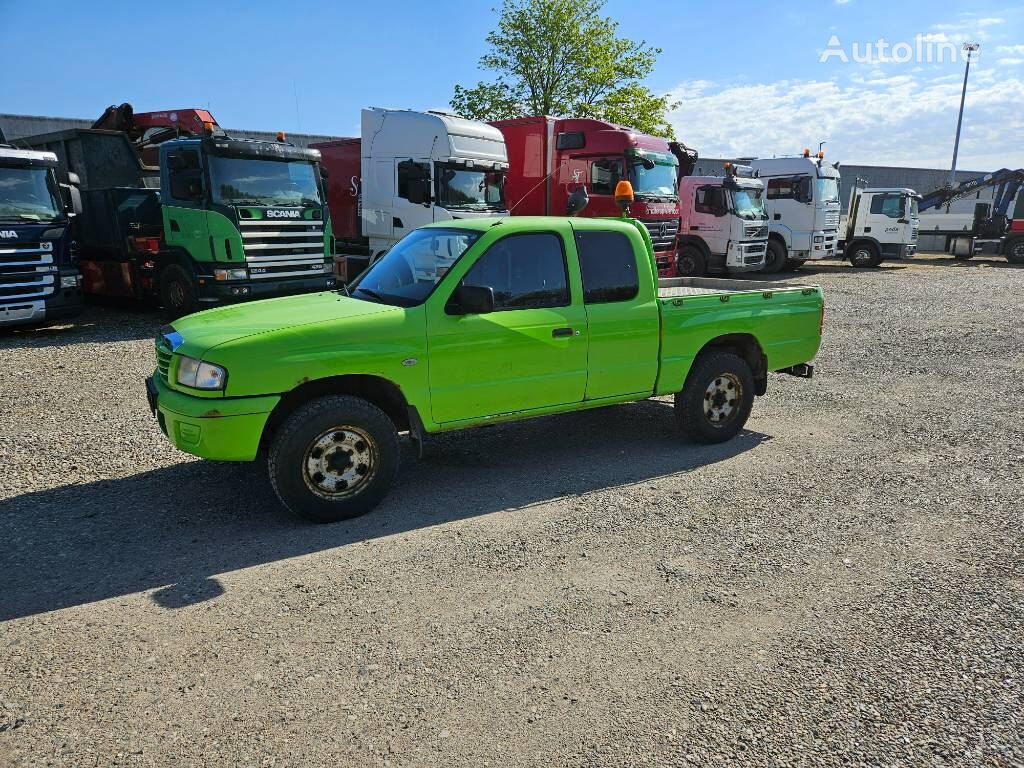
452, 0, 678, 138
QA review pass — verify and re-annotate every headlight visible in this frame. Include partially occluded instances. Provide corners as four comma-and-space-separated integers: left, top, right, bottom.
813, 235, 824, 243
214, 268, 248, 281
322, 262, 333, 273
60, 275, 81, 288
177, 356, 227, 390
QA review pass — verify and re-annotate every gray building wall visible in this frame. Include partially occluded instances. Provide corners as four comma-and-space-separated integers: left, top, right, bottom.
0, 113, 342, 148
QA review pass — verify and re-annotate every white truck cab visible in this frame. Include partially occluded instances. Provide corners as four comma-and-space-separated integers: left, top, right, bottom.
839, 185, 919, 267
360, 108, 509, 255
749, 152, 841, 272
675, 164, 768, 276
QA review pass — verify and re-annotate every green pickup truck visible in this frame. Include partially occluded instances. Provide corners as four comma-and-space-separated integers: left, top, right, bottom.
147, 214, 823, 522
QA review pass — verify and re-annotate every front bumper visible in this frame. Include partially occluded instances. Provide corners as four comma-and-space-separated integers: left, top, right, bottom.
147, 374, 280, 461
726, 240, 767, 272
0, 270, 83, 327
197, 273, 337, 304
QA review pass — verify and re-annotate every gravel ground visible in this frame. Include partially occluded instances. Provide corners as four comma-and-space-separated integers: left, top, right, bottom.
1, 253, 1022, 767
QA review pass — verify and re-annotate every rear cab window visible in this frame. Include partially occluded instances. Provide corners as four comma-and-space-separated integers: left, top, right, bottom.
574, 231, 639, 303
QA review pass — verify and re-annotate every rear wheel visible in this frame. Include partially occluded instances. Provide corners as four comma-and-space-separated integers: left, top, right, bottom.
159, 264, 198, 320
785, 258, 807, 271
848, 242, 881, 268
268, 395, 400, 523
674, 351, 755, 443
1004, 238, 1024, 264
762, 239, 788, 273
676, 245, 708, 277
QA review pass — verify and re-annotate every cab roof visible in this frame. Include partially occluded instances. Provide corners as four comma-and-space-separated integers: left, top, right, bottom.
421, 215, 644, 233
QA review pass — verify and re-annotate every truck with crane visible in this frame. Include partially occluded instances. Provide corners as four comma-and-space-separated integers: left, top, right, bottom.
916, 168, 1024, 263
0, 127, 84, 327
312, 108, 509, 281
22, 104, 335, 318
838, 183, 920, 267
749, 151, 842, 272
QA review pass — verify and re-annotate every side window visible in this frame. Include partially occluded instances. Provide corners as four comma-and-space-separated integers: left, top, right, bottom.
460, 232, 569, 311
870, 194, 903, 218
766, 176, 807, 201
694, 186, 725, 215
168, 150, 202, 202
590, 158, 624, 195
397, 160, 430, 201
575, 231, 639, 304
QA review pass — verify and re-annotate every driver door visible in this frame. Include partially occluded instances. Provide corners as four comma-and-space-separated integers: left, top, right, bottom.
425, 226, 588, 424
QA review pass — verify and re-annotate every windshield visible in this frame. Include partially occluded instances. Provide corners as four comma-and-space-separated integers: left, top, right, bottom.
351, 227, 482, 307
436, 164, 505, 211
628, 152, 678, 199
815, 177, 840, 204
0, 167, 64, 221
908, 196, 919, 218
731, 187, 766, 220
208, 156, 322, 207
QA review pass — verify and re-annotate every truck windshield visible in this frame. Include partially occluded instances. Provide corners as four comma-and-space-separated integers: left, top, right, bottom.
731, 187, 766, 220
628, 152, 678, 199
208, 157, 322, 207
350, 227, 482, 307
815, 177, 840, 203
0, 167, 64, 221
435, 164, 505, 211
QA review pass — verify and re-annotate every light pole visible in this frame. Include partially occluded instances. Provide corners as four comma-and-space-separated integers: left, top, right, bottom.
950, 42, 980, 186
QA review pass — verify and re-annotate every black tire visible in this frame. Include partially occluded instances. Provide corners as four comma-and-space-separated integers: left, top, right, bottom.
268, 395, 400, 523
1004, 238, 1024, 264
762, 239, 788, 273
785, 258, 807, 271
848, 242, 881, 268
676, 245, 707, 277
674, 351, 755, 444
159, 263, 198, 320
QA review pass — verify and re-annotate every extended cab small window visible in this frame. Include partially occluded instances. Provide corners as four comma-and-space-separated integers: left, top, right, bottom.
575, 231, 638, 304
591, 158, 624, 196
870, 194, 904, 219
460, 232, 569, 311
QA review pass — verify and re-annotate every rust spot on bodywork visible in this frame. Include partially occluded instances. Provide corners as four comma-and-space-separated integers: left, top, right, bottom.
202, 409, 222, 418
297, 376, 311, 385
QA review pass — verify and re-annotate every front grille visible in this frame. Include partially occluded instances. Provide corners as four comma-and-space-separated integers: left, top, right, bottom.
155, 343, 171, 383
824, 211, 840, 228
0, 251, 54, 302
642, 218, 679, 252
238, 217, 327, 279
742, 242, 766, 265
744, 224, 768, 239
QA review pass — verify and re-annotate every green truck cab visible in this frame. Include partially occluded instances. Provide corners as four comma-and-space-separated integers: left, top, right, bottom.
146, 213, 823, 523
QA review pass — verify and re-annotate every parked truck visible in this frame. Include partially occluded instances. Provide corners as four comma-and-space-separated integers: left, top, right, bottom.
838, 183, 919, 267
0, 139, 83, 327
675, 162, 768, 276
750, 151, 842, 272
313, 108, 509, 280
146, 182, 823, 523
490, 116, 685, 276
23, 106, 335, 318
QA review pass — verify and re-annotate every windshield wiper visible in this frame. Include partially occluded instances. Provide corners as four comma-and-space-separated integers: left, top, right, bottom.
353, 286, 387, 303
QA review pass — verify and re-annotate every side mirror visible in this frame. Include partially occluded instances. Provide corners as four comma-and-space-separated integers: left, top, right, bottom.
406, 177, 431, 205
60, 184, 83, 216
566, 186, 589, 216
67, 172, 81, 187
319, 165, 329, 180
447, 284, 495, 315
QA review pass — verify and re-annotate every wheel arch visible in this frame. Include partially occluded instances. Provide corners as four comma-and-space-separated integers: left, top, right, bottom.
767, 231, 789, 256
692, 333, 768, 396
676, 235, 711, 260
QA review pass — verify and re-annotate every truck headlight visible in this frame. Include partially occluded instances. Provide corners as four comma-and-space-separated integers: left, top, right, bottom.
60, 275, 81, 288
214, 268, 248, 281
813, 235, 824, 243
177, 356, 227, 390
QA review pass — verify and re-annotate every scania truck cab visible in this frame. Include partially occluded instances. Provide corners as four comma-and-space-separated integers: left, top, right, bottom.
491, 116, 682, 275
0, 144, 83, 327
839, 185, 919, 267
750, 151, 841, 272
675, 163, 768, 276
314, 108, 509, 279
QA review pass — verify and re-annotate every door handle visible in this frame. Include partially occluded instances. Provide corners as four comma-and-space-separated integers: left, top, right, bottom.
551, 327, 574, 338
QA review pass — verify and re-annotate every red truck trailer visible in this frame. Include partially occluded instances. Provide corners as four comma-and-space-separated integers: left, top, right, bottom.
490, 116, 684, 275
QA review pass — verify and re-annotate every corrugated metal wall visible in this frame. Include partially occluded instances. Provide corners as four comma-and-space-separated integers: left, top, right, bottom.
0, 113, 342, 149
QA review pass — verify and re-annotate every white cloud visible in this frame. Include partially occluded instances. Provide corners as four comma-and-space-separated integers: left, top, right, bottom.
977, 17, 1005, 26
664, 68, 1024, 169
997, 44, 1024, 55
998, 57, 1024, 66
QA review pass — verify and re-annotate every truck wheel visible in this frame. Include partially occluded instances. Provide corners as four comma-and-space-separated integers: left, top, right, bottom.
785, 258, 807, 271
762, 240, 787, 273
268, 395, 400, 523
160, 264, 198, 320
674, 351, 755, 444
676, 245, 707, 277
1004, 238, 1024, 264
848, 243, 881, 268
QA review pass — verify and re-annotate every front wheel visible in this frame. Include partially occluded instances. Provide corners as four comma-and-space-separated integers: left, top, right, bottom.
268, 395, 400, 523
848, 242, 881, 268
674, 351, 755, 443
785, 258, 807, 271
159, 264, 198, 320
676, 245, 708, 277
762, 240, 788, 273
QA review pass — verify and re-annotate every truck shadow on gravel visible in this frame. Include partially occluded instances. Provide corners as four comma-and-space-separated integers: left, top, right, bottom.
0, 399, 768, 621
0, 304, 159, 350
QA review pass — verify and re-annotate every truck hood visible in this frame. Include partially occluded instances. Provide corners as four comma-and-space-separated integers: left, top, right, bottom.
169, 291, 399, 358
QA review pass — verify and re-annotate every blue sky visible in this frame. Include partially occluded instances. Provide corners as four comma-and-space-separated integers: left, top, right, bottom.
2, 0, 1021, 169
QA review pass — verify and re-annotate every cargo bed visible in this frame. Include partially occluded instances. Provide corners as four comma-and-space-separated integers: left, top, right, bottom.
657, 276, 817, 298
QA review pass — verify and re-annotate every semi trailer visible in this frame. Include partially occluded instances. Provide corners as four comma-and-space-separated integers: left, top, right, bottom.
749, 151, 842, 272
490, 116, 684, 276
838, 184, 919, 267
674, 163, 768, 276
0, 140, 83, 327
22, 106, 334, 318
313, 108, 509, 280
